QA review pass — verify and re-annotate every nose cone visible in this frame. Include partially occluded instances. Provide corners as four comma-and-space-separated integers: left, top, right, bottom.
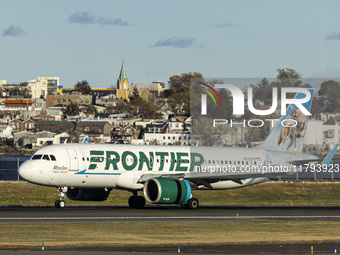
18, 161, 33, 182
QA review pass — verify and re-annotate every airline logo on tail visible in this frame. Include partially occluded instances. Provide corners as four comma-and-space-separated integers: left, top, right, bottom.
262, 88, 314, 152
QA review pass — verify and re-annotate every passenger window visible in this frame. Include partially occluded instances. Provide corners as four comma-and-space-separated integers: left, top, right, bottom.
42, 155, 50, 161
50, 155, 56, 161
32, 154, 42, 160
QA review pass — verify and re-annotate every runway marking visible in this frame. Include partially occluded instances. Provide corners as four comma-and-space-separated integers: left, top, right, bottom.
1, 215, 340, 221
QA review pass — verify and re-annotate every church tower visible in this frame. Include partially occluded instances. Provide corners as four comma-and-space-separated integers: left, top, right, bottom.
117, 60, 129, 90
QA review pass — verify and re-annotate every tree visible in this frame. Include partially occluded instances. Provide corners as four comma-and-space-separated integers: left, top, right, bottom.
63, 103, 80, 116
276, 68, 302, 87
74, 80, 91, 95
319, 80, 340, 96
169, 72, 203, 93
167, 72, 204, 116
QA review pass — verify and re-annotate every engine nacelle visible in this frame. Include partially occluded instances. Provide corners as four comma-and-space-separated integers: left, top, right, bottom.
66, 188, 110, 201
143, 178, 191, 204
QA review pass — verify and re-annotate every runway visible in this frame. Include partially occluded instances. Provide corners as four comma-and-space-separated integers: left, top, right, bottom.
1, 205, 340, 223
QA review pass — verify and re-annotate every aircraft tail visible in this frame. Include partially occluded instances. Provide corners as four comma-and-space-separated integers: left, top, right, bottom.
261, 88, 314, 152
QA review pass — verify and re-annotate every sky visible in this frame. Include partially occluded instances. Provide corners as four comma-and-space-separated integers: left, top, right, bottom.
1, 0, 340, 88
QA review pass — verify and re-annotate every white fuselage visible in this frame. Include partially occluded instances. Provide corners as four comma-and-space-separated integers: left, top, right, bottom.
18, 143, 317, 191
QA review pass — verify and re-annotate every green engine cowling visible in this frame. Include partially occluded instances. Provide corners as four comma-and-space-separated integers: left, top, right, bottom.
143, 178, 191, 204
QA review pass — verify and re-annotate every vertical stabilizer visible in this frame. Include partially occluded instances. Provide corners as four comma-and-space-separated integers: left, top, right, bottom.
261, 88, 314, 152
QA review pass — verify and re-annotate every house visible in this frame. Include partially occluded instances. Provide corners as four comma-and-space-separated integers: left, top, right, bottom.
9, 119, 36, 132
0, 113, 12, 123
46, 93, 93, 107
0, 125, 13, 139
35, 120, 75, 133
112, 125, 142, 143
3, 98, 34, 108
13, 130, 70, 148
167, 116, 188, 133
32, 111, 56, 122
75, 121, 111, 143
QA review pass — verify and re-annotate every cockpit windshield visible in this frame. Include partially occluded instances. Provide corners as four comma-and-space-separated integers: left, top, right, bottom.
32, 154, 42, 160
31, 154, 56, 161
42, 155, 50, 160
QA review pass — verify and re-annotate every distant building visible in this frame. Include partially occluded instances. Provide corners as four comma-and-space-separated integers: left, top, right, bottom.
76, 120, 111, 143
9, 119, 36, 132
0, 125, 13, 139
2, 98, 34, 108
28, 77, 60, 99
112, 125, 142, 143
167, 116, 188, 132
46, 93, 93, 107
131, 82, 165, 97
35, 120, 74, 133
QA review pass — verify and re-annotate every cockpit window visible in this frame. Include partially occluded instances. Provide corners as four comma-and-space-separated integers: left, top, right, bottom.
50, 155, 56, 161
32, 154, 42, 160
42, 155, 50, 161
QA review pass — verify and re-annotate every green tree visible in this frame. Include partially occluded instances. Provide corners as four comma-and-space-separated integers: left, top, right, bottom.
63, 103, 80, 116
169, 72, 203, 93
276, 68, 302, 87
167, 72, 204, 116
74, 80, 91, 95
319, 80, 340, 96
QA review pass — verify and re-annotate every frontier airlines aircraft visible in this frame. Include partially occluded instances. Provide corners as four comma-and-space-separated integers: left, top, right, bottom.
19, 89, 336, 209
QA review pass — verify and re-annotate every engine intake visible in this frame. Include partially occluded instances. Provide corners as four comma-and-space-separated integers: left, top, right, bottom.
143, 178, 191, 204
66, 188, 110, 201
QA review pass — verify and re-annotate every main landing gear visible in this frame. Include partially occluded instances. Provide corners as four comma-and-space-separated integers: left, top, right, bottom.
128, 192, 146, 209
181, 198, 199, 210
55, 186, 67, 208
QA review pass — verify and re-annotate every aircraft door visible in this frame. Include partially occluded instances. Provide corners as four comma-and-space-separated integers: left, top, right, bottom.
66, 148, 79, 171
264, 152, 273, 166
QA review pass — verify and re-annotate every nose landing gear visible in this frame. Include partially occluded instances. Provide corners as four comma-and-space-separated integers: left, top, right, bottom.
55, 186, 68, 208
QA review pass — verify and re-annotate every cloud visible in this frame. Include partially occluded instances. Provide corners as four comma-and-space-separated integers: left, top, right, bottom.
325, 32, 340, 41
2, 25, 27, 37
151, 37, 195, 49
214, 22, 241, 28
68, 11, 131, 26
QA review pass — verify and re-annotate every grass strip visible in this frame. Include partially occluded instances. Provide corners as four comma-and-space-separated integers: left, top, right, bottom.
0, 221, 339, 248
1, 181, 340, 206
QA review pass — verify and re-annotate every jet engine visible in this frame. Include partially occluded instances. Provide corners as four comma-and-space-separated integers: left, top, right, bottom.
66, 188, 110, 201
143, 178, 191, 204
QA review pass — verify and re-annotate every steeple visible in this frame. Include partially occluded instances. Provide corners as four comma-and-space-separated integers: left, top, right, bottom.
117, 59, 129, 90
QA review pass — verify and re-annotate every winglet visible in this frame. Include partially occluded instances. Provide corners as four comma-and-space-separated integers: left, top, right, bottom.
321, 144, 339, 165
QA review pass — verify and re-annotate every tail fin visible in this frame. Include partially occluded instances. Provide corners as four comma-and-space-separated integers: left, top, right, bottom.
261, 88, 314, 152
321, 144, 339, 165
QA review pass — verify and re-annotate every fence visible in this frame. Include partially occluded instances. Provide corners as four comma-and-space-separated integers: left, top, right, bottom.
0, 157, 27, 181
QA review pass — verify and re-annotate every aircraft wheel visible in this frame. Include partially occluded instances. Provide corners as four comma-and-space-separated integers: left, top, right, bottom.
128, 196, 136, 208
135, 196, 146, 209
187, 198, 199, 210
59, 200, 66, 208
55, 200, 66, 208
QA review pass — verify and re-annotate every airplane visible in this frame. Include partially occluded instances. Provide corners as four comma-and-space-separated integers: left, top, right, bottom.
18, 88, 336, 209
